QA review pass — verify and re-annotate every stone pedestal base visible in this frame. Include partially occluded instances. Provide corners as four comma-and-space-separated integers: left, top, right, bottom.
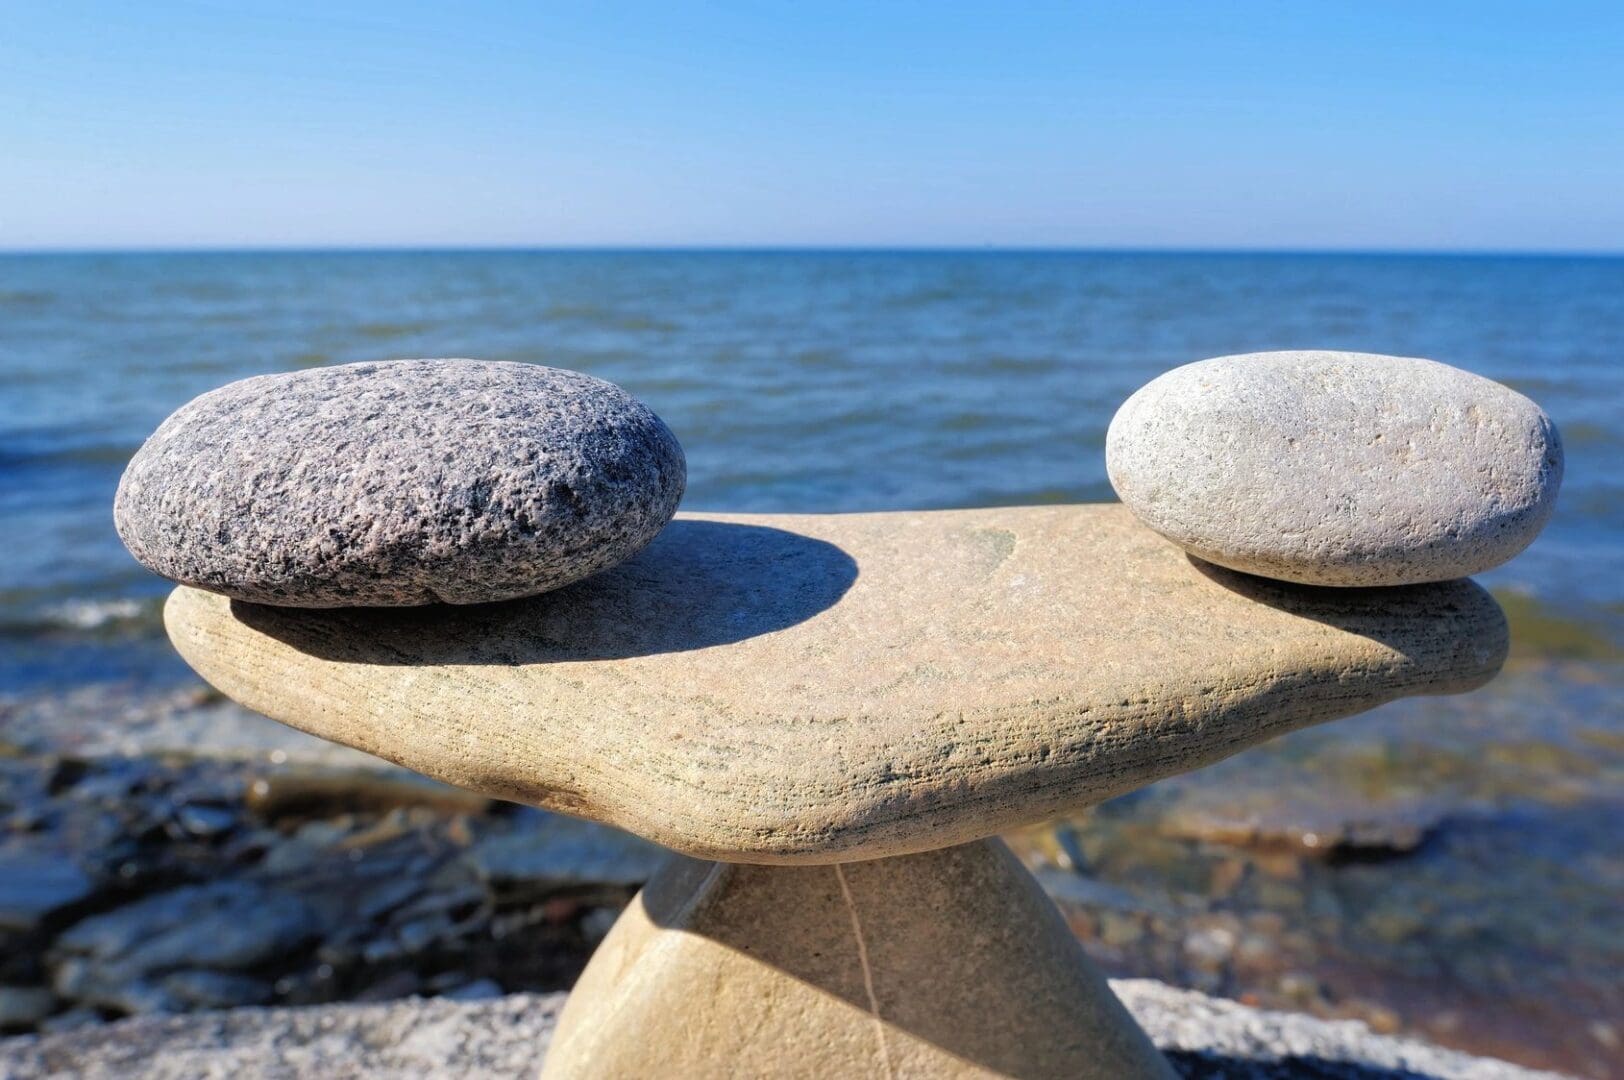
542, 839, 1173, 1078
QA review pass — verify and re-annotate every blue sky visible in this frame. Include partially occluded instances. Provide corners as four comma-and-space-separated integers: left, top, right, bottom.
3, 2, 1622, 251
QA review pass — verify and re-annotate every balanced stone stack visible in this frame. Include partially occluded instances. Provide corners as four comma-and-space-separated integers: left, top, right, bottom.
116, 351, 1561, 1080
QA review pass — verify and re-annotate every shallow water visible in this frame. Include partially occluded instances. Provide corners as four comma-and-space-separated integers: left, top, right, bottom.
1, 250, 1620, 1073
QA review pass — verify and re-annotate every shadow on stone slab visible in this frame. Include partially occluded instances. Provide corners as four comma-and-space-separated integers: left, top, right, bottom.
230, 520, 859, 665
1185, 556, 1508, 689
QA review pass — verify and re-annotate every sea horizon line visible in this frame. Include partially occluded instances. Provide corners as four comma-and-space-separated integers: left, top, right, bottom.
3, 244, 1623, 260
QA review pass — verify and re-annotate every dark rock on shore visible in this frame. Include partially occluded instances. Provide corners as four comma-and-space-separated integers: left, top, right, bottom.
0, 855, 94, 933
52, 881, 320, 1012
0, 716, 649, 1034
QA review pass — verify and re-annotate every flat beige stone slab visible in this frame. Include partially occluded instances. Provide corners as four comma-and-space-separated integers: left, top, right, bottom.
165, 504, 1506, 863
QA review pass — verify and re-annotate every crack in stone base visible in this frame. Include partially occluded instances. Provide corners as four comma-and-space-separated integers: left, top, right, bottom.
833, 863, 894, 1079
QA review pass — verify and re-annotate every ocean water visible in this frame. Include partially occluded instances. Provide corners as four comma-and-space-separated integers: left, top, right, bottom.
2, 250, 1620, 690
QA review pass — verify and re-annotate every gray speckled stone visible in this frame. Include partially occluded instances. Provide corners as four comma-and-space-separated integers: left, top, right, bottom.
1106, 352, 1562, 587
115, 360, 685, 607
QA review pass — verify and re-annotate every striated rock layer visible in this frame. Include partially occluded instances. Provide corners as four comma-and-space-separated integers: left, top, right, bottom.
165, 504, 1507, 863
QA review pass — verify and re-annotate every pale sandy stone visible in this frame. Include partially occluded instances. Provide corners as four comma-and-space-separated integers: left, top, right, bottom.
115, 360, 685, 607
543, 839, 1175, 1079
1106, 351, 1562, 586
163, 505, 1506, 863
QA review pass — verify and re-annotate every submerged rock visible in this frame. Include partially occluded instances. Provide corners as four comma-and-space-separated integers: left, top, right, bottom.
465, 814, 665, 899
115, 360, 686, 607
244, 770, 490, 821
0, 854, 95, 933
52, 881, 320, 1001
0, 985, 56, 1030
160, 970, 274, 1010
1158, 789, 1447, 858
1107, 351, 1562, 586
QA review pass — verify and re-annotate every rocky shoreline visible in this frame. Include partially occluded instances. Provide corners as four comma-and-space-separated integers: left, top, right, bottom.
2, 676, 1617, 1077
0, 981, 1568, 1079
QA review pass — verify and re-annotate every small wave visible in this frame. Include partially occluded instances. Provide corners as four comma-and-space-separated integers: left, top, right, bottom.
1558, 421, 1613, 449
43, 598, 151, 630
1494, 590, 1624, 663
542, 304, 677, 333
0, 443, 139, 468
983, 354, 1060, 374
0, 597, 166, 639
882, 286, 966, 309
123, 357, 250, 377
162, 283, 240, 302
940, 412, 1004, 434
355, 321, 432, 339
790, 349, 850, 370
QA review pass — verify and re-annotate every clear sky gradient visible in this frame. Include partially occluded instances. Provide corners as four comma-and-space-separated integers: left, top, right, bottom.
4, 2, 1622, 251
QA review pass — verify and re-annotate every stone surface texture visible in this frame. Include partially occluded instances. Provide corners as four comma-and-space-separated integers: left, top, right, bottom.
1106, 351, 1562, 587
0, 983, 1566, 1079
164, 504, 1507, 863
545, 838, 1174, 1079
115, 359, 685, 607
